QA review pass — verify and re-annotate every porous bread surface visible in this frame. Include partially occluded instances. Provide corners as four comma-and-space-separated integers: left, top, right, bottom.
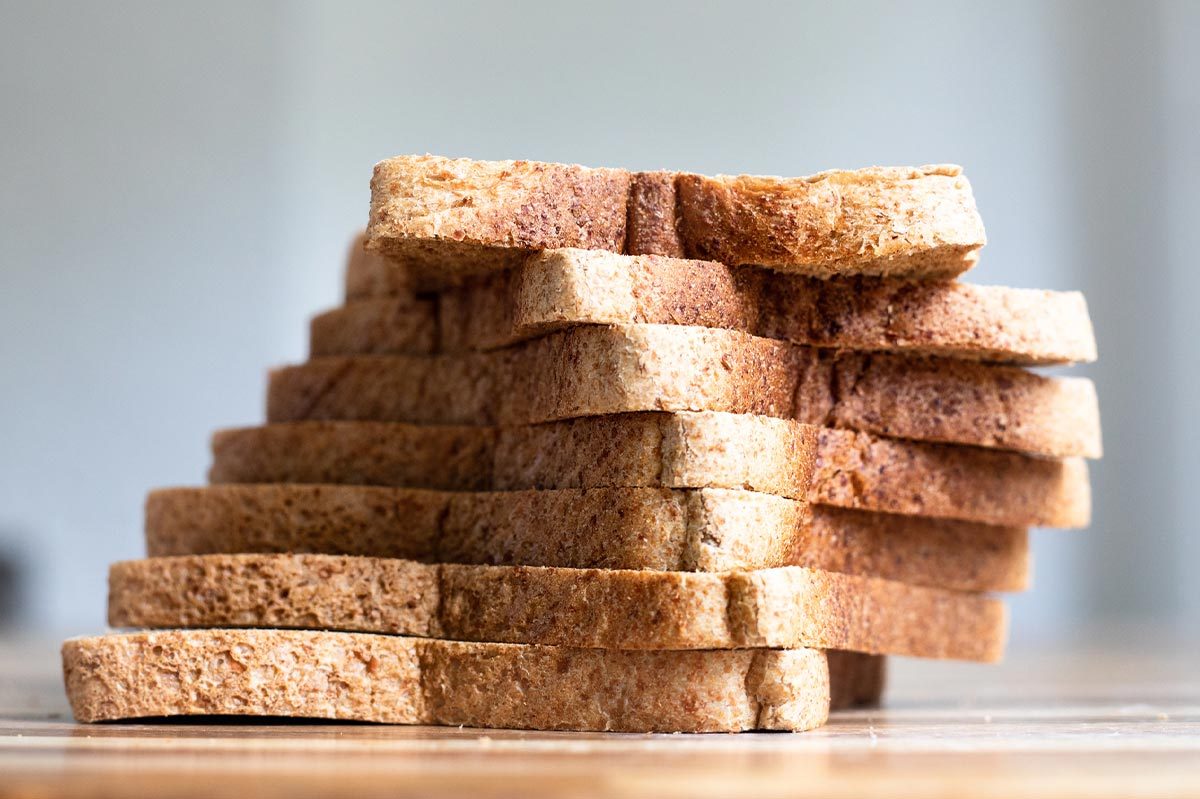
107, 554, 1006, 661
62, 628, 837, 731
809, 427, 1089, 529
270, 323, 1103, 459
145, 484, 805, 572
334, 247, 1096, 365
144, 484, 1028, 592
668, 166, 984, 278
804, 506, 1027, 593
210, 412, 1089, 529
368, 156, 632, 283
366, 155, 986, 283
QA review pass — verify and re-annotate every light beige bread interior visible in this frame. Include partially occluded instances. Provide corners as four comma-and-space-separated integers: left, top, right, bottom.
210, 414, 1090, 529
269, 324, 1103, 459
144, 484, 1028, 592
108, 553, 1007, 660
328, 246, 1095, 366
367, 155, 985, 284
63, 628, 855, 731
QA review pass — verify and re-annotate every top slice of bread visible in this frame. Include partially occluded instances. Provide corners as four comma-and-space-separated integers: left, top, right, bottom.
367, 155, 986, 285
62, 628, 835, 731
270, 323, 1103, 458
333, 245, 1095, 366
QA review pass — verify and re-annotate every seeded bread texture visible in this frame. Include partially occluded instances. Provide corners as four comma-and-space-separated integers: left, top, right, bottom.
366, 155, 985, 283
144, 484, 1027, 592
62, 629, 837, 731
272, 324, 1103, 459
108, 554, 1005, 660
331, 247, 1095, 365
211, 413, 1088, 529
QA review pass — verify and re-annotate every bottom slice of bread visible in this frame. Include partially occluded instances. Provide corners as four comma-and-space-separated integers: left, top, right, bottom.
62, 628, 875, 732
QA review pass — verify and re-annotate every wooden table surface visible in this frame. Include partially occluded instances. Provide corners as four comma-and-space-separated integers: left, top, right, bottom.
2, 634, 1197, 799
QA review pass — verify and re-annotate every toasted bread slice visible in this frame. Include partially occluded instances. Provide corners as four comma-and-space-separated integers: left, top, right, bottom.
108, 554, 1005, 661
144, 484, 1027, 592
330, 246, 1094, 366
64, 629, 854, 731
271, 324, 1102, 459
211, 414, 1089, 529
367, 155, 985, 283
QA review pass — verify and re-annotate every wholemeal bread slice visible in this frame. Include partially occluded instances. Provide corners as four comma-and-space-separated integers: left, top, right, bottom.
366, 155, 985, 284
63, 628, 846, 731
328, 247, 1095, 366
210, 414, 1089, 529
344, 235, 415, 300
143, 484, 1028, 592
108, 554, 1005, 660
270, 324, 1102, 458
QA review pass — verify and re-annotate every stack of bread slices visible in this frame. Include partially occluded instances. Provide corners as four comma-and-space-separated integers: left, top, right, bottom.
63, 155, 1100, 733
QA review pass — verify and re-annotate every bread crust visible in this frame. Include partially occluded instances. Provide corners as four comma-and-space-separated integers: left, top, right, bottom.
366, 155, 985, 284
144, 484, 1028, 592
209, 414, 1088, 530
107, 554, 1005, 660
272, 324, 1103, 459
368, 156, 632, 282
333, 247, 1095, 366
62, 629, 841, 731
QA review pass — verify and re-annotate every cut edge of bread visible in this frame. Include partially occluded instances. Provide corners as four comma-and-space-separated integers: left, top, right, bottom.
62, 628, 847, 732
106, 553, 1008, 660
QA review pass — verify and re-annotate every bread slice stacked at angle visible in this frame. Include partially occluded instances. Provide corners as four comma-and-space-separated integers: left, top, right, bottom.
63, 155, 1099, 732
209, 414, 1090, 529
143, 485, 1028, 591
366, 156, 986, 281
324, 247, 1095, 364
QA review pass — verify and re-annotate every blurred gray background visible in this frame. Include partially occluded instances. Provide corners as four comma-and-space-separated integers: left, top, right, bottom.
1, 1, 1196, 645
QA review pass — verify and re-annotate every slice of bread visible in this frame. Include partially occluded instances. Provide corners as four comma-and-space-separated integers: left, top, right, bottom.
329, 247, 1095, 366
210, 414, 1089, 529
107, 554, 1006, 661
143, 484, 1028, 592
367, 155, 985, 283
270, 324, 1103, 459
62, 628, 845, 731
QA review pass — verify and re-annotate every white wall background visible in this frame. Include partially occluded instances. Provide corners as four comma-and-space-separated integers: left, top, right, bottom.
1, 1, 1196, 643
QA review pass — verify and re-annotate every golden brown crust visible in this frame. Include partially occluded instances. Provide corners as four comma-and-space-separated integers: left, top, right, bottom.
210, 413, 1087, 529
106, 554, 1005, 661
62, 629, 837, 731
144, 484, 1028, 592
626, 172, 685, 257
366, 155, 985, 283
367, 155, 632, 287
337, 247, 1096, 365
670, 166, 984, 278
269, 324, 1102, 458
803, 506, 1026, 593
811, 428, 1089, 529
